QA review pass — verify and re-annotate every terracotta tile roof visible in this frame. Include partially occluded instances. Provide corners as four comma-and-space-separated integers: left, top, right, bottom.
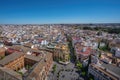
7, 48, 20, 53
76, 46, 91, 56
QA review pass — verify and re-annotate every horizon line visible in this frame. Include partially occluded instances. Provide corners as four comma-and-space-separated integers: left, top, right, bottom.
0, 22, 120, 25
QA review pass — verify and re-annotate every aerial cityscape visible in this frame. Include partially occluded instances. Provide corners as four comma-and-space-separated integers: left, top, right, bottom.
0, 0, 120, 80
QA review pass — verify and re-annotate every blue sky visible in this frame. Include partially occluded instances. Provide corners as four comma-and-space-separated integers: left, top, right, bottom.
0, 0, 120, 24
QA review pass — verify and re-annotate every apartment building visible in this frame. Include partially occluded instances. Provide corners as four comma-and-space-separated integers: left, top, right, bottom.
88, 63, 120, 80
0, 52, 25, 71
0, 46, 53, 80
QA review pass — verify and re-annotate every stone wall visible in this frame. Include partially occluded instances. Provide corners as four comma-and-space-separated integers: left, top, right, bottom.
0, 67, 22, 80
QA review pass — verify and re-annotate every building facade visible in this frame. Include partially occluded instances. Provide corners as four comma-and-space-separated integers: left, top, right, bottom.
0, 52, 25, 71
0, 48, 5, 59
88, 64, 120, 80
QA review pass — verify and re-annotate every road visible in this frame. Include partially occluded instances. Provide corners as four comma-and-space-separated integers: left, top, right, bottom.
47, 62, 84, 80
47, 35, 84, 80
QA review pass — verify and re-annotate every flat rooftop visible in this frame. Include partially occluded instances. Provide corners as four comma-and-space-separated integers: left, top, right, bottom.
91, 63, 120, 80
0, 67, 22, 80
101, 63, 120, 79
25, 54, 41, 62
0, 52, 24, 66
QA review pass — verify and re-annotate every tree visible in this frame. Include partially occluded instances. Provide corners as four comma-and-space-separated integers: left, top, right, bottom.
99, 42, 110, 51
17, 71, 23, 75
53, 64, 57, 73
0, 56, 5, 59
26, 65, 31, 70
76, 61, 82, 70
89, 78, 94, 80
81, 71, 86, 76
